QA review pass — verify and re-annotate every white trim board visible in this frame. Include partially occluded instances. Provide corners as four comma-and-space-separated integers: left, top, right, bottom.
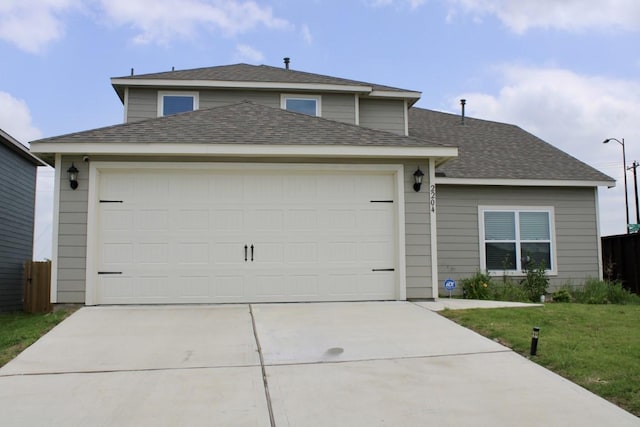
436, 177, 615, 188
478, 205, 558, 277
31, 142, 458, 160
50, 154, 62, 303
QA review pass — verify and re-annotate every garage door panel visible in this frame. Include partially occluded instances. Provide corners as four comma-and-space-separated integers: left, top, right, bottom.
285, 243, 318, 263
177, 243, 209, 264
212, 210, 243, 231
137, 209, 169, 230
135, 174, 169, 201
178, 276, 210, 298
286, 275, 319, 297
214, 275, 245, 298
95, 166, 400, 304
178, 209, 209, 230
254, 275, 286, 297
102, 243, 133, 265
209, 175, 244, 202
101, 209, 133, 231
247, 209, 284, 231
286, 210, 318, 229
252, 242, 284, 263
212, 242, 246, 265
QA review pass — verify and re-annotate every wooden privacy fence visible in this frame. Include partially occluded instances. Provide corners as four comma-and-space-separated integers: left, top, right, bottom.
601, 233, 640, 294
23, 261, 52, 313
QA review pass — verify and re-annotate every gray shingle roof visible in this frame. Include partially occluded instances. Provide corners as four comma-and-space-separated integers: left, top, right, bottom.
113, 63, 413, 93
409, 107, 613, 183
32, 101, 446, 148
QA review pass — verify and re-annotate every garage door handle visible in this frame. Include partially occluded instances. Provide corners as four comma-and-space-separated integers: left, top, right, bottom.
98, 271, 123, 275
250, 244, 254, 261
244, 245, 248, 262
372, 268, 395, 272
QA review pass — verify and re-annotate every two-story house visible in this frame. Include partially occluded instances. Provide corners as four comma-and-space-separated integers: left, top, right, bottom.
30, 62, 613, 306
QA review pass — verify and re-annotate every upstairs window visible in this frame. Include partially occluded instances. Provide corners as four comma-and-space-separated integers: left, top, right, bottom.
158, 92, 199, 117
281, 94, 321, 117
480, 207, 555, 274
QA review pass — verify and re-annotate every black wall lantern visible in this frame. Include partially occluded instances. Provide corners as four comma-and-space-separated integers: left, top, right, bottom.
413, 167, 424, 192
67, 163, 79, 190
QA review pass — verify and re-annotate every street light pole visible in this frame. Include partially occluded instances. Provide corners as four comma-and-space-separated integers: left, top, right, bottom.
629, 160, 640, 225
603, 138, 629, 233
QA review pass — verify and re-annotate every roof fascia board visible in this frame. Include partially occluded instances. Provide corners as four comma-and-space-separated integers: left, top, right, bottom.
30, 142, 458, 160
112, 78, 373, 94
369, 90, 421, 100
436, 177, 615, 188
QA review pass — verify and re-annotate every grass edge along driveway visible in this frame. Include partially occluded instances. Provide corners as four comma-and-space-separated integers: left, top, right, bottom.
440, 304, 640, 417
0, 309, 76, 368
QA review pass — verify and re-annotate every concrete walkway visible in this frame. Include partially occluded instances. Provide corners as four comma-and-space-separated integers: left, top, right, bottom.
0, 302, 637, 426
416, 298, 544, 311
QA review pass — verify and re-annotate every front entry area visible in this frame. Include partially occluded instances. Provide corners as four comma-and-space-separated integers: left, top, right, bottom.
88, 163, 405, 304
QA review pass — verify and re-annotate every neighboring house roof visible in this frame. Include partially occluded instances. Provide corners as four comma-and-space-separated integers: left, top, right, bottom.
111, 63, 421, 103
31, 101, 456, 164
409, 107, 614, 185
0, 128, 45, 166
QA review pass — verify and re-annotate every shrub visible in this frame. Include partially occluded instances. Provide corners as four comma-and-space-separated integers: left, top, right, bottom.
461, 271, 493, 300
572, 279, 640, 305
520, 260, 549, 302
552, 288, 572, 303
490, 278, 529, 302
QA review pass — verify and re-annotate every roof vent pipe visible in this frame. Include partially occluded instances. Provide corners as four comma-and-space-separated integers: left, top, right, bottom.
130, 68, 134, 76
284, 57, 290, 70
460, 99, 466, 125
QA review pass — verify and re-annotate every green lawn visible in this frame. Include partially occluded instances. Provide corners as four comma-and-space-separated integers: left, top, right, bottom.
0, 309, 76, 367
441, 304, 640, 417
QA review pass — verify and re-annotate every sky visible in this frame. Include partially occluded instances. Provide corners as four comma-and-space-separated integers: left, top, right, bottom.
1, 0, 639, 260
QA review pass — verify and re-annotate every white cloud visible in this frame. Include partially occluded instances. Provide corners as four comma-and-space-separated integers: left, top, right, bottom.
99, 0, 292, 45
301, 24, 313, 45
0, 92, 42, 142
234, 44, 264, 62
366, 0, 425, 8
0, 0, 79, 53
447, 0, 640, 33
454, 65, 640, 235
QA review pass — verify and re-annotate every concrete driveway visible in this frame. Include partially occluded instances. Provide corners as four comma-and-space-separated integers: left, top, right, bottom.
0, 302, 637, 426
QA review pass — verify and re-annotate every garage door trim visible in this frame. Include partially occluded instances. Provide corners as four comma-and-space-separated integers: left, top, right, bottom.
85, 162, 407, 305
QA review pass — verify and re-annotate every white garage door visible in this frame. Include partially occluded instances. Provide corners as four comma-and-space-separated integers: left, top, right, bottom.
93, 165, 400, 304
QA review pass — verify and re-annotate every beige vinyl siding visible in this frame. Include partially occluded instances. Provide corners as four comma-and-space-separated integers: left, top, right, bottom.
57, 156, 88, 303
319, 94, 356, 124
404, 163, 432, 298
126, 89, 157, 122
359, 98, 405, 135
126, 89, 357, 125
200, 90, 280, 109
436, 185, 600, 293
53, 157, 434, 303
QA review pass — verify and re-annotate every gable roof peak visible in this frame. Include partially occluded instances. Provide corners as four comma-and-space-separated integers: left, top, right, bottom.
111, 62, 420, 101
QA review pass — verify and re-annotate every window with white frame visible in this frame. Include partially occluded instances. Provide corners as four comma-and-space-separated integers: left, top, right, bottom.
480, 207, 555, 273
158, 92, 199, 117
281, 94, 321, 116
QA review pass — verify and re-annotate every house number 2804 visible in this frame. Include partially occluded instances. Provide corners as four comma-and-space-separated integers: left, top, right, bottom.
430, 185, 436, 212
